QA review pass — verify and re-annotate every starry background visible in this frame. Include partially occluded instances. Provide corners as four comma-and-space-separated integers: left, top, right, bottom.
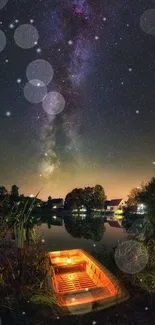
0, 0, 155, 200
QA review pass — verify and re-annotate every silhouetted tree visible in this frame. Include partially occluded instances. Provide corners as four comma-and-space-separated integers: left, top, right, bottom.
127, 187, 141, 206
10, 185, 19, 202
93, 185, 106, 209
11, 185, 19, 198
0, 186, 8, 196
64, 188, 84, 210
64, 185, 106, 212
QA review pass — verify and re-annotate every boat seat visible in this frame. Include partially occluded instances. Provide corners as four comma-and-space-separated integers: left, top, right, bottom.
54, 261, 87, 274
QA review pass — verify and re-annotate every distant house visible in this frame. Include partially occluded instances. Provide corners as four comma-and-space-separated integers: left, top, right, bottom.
105, 199, 126, 214
45, 198, 64, 209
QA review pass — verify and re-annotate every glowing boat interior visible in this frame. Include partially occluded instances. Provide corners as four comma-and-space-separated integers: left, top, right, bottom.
48, 249, 128, 311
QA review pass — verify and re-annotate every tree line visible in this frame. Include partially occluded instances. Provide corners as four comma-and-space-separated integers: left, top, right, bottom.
64, 185, 106, 212
0, 185, 42, 213
0, 185, 19, 198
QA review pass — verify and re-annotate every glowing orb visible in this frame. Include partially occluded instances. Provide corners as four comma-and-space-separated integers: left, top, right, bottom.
14, 24, 39, 49
24, 80, 47, 104
140, 9, 155, 35
26, 59, 53, 86
42, 92, 65, 116
114, 239, 148, 274
0, 30, 6, 52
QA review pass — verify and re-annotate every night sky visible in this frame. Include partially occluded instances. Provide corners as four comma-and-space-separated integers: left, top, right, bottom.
0, 0, 155, 200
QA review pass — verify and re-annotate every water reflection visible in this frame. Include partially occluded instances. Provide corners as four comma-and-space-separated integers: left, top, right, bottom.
64, 215, 105, 241
35, 215, 64, 228
37, 213, 127, 252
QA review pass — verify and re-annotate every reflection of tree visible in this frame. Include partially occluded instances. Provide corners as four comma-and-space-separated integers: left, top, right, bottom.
64, 216, 105, 241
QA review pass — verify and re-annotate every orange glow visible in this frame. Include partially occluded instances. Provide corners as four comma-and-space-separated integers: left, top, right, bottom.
48, 249, 129, 312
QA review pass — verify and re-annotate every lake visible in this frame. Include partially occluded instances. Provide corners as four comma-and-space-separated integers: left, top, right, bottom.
38, 215, 127, 253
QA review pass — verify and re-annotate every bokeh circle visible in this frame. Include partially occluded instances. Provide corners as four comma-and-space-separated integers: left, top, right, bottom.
114, 239, 149, 274
42, 92, 65, 115
24, 80, 47, 104
0, 30, 6, 52
140, 9, 155, 35
26, 59, 54, 86
14, 24, 39, 49
0, 0, 8, 9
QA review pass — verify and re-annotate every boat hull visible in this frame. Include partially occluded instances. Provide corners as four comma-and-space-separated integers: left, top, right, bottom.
47, 249, 129, 315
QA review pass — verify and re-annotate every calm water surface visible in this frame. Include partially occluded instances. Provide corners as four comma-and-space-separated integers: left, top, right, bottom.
38, 218, 127, 253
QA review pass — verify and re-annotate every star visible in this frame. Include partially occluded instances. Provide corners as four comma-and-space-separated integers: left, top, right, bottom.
92, 321, 97, 325
153, 162, 155, 165
9, 23, 14, 29
121, 81, 124, 85
68, 40, 73, 45
17, 78, 22, 84
39, 174, 42, 177
103, 17, 107, 21
145, 307, 148, 311
136, 110, 139, 114
36, 48, 42, 53
95, 35, 99, 40
34, 41, 38, 45
15, 19, 19, 23
127, 24, 129, 27
6, 111, 11, 117
128, 68, 132, 72
30, 19, 34, 23
45, 153, 48, 156
58, 48, 61, 52
5, 59, 9, 63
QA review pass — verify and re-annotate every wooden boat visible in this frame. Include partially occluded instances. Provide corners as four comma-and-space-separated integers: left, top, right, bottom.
47, 249, 129, 315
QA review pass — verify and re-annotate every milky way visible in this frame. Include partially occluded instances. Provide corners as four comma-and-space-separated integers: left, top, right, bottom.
40, 0, 101, 177
1, 0, 155, 199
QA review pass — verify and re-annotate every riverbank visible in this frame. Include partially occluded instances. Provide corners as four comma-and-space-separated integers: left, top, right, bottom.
1, 287, 155, 325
